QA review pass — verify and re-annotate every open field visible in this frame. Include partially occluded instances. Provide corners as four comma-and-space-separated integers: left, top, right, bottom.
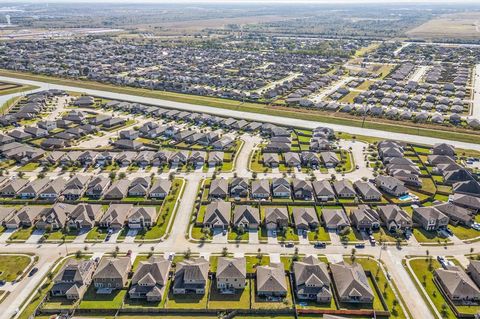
406, 12, 480, 39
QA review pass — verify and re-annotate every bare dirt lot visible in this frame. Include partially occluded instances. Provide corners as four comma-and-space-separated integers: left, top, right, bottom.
406, 12, 480, 39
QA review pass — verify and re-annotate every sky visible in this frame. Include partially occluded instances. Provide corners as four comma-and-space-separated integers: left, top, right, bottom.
5, 0, 480, 3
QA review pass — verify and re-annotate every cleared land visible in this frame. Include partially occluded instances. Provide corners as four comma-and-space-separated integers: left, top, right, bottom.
407, 12, 480, 39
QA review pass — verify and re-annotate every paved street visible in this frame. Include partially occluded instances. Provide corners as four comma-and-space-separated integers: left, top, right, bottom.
1, 75, 480, 150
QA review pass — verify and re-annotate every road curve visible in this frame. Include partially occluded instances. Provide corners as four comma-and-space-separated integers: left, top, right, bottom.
0, 75, 479, 150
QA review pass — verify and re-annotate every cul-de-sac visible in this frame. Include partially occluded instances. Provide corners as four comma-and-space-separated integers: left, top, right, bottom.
0, 2, 480, 319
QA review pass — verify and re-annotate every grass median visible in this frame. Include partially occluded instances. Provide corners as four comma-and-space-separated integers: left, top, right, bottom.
1, 70, 480, 145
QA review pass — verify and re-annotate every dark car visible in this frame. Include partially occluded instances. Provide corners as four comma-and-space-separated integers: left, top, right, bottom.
354, 243, 365, 249
314, 242, 326, 248
28, 267, 39, 277
285, 242, 294, 248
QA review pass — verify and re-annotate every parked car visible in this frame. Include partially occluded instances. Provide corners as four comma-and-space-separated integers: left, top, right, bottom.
354, 243, 365, 249
314, 242, 326, 248
285, 242, 294, 248
29, 267, 38, 277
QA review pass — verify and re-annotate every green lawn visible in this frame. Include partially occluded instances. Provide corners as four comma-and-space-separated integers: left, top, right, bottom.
246, 255, 270, 274
347, 257, 406, 318
165, 280, 209, 309
228, 229, 249, 241
208, 279, 251, 309
412, 228, 450, 244
79, 286, 127, 309
16, 162, 40, 172
307, 227, 331, 242
449, 224, 480, 240
408, 258, 457, 319
8, 227, 34, 242
372, 227, 405, 244
85, 227, 107, 242
0, 255, 31, 281
45, 229, 79, 242
137, 179, 184, 241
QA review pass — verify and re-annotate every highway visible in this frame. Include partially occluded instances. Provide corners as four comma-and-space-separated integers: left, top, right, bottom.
1, 75, 480, 151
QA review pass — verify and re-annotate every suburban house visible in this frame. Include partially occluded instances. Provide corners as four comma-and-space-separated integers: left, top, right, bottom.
67, 204, 104, 230
5, 206, 48, 229
312, 180, 335, 201
265, 207, 289, 230
104, 179, 130, 199
99, 204, 133, 229
17, 178, 50, 199
433, 202, 473, 226
127, 206, 157, 229
233, 205, 260, 230
434, 267, 480, 305
292, 179, 314, 200
354, 181, 382, 201
377, 205, 412, 232
216, 257, 247, 293
330, 262, 374, 303
293, 256, 332, 303
203, 201, 231, 229
272, 178, 291, 198
230, 178, 249, 198
263, 153, 279, 168
36, 203, 73, 230
128, 256, 171, 302
173, 257, 209, 295
350, 205, 380, 231
93, 257, 132, 292
149, 179, 172, 199
451, 194, 480, 213
39, 178, 67, 199
210, 179, 229, 199
251, 179, 270, 199
322, 209, 350, 231
432, 143, 455, 157
320, 151, 339, 168
51, 259, 97, 300
375, 175, 409, 197
412, 206, 449, 231
333, 180, 356, 198
63, 175, 91, 200
292, 207, 319, 230
256, 263, 287, 297
86, 176, 110, 199
467, 260, 480, 288
128, 177, 150, 197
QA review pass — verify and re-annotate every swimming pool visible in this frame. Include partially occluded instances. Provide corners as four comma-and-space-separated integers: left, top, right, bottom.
399, 194, 412, 201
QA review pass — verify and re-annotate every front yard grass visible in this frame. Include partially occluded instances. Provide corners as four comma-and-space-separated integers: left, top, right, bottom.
0, 254, 31, 281
408, 258, 456, 319
449, 224, 480, 240
16, 162, 40, 172
412, 228, 450, 244
307, 227, 331, 242
45, 229, 79, 242
208, 279, 251, 309
137, 178, 184, 241
8, 227, 34, 242
246, 255, 270, 274
85, 226, 107, 242
228, 229, 249, 241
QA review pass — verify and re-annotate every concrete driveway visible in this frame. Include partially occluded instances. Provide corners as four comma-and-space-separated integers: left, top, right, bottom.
25, 229, 45, 244
73, 228, 90, 243
212, 229, 228, 244
267, 229, 278, 244
0, 229, 16, 243
124, 229, 138, 243
248, 229, 259, 244
298, 230, 309, 245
